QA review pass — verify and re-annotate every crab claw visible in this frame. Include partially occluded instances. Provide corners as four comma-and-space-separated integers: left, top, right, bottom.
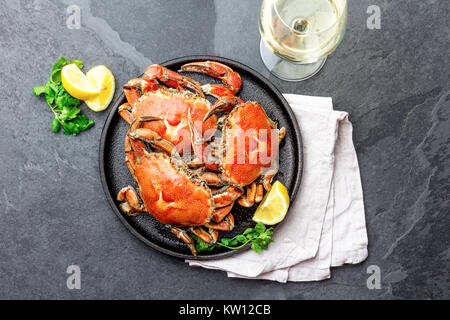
123, 77, 159, 106
120, 78, 160, 124
201, 84, 237, 99
203, 96, 243, 122
128, 117, 181, 157
180, 61, 242, 93
145, 64, 204, 98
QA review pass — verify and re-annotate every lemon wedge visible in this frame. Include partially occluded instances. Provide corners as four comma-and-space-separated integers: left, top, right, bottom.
61, 64, 100, 100
253, 181, 290, 225
84, 65, 116, 112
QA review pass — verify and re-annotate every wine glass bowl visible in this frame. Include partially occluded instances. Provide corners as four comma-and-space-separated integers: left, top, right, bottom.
259, 0, 348, 81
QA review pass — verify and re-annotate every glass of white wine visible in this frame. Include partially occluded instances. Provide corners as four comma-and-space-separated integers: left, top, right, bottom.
259, 0, 348, 81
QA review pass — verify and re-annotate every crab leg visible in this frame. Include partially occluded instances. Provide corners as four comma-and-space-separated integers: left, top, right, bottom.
118, 103, 134, 125
117, 186, 140, 207
187, 109, 204, 164
238, 182, 258, 208
187, 110, 221, 171
145, 64, 204, 98
189, 227, 218, 244
206, 228, 219, 243
199, 172, 227, 187
238, 182, 264, 207
117, 186, 145, 216
255, 184, 264, 203
203, 144, 221, 172
213, 185, 244, 208
171, 227, 198, 256
180, 61, 242, 93
260, 163, 279, 192
259, 128, 287, 192
278, 127, 287, 142
197, 171, 234, 188
124, 151, 136, 179
206, 214, 235, 231
123, 78, 145, 106
212, 203, 234, 223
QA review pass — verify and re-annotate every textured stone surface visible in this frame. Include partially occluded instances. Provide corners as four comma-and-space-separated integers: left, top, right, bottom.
0, 0, 448, 299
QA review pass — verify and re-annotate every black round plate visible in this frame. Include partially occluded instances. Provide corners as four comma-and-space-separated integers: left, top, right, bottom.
99, 56, 303, 260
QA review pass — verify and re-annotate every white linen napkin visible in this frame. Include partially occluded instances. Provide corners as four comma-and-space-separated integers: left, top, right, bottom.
186, 94, 368, 283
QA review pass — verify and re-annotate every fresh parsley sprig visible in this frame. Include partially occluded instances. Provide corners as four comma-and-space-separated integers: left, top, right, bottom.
33, 57, 94, 136
192, 222, 275, 254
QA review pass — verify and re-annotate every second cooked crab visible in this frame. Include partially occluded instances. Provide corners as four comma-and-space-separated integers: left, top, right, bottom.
117, 117, 245, 256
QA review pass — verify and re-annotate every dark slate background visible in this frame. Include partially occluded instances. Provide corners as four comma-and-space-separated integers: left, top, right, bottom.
0, 0, 448, 299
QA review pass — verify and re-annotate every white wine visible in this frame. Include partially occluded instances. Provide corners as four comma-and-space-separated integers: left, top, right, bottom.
259, 0, 347, 63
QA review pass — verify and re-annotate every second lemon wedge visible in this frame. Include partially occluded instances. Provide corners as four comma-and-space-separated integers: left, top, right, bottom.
85, 65, 115, 112
61, 64, 100, 100
253, 181, 290, 225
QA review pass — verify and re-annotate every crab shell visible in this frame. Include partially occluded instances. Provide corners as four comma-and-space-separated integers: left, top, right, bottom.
221, 101, 280, 187
128, 88, 218, 155
133, 152, 213, 227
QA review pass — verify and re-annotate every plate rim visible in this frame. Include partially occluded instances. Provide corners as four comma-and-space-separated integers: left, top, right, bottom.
99, 55, 303, 260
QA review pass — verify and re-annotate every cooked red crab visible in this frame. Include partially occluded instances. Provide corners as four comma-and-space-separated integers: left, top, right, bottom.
199, 101, 286, 208
117, 117, 244, 256
172, 62, 286, 208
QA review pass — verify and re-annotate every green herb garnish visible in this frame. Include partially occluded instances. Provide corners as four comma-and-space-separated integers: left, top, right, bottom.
33, 56, 94, 136
192, 222, 275, 254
